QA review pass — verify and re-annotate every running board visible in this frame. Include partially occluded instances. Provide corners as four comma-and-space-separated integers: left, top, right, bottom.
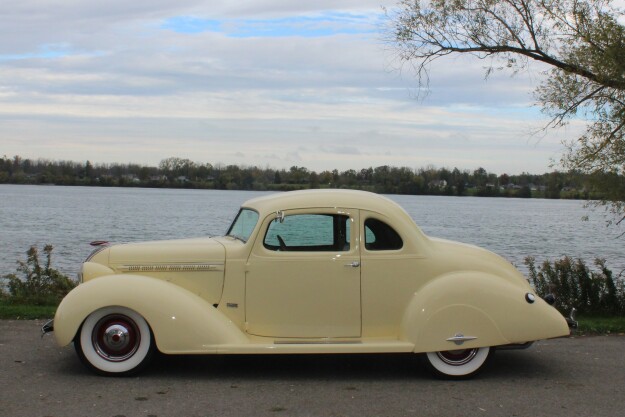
274, 339, 362, 345
214, 340, 415, 354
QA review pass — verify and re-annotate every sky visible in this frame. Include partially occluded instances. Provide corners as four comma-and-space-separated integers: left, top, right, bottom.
0, 0, 587, 174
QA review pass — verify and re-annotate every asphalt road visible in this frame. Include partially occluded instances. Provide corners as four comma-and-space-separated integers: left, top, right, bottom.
1, 320, 624, 417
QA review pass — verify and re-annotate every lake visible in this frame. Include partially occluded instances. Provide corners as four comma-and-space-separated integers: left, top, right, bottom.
0, 184, 623, 278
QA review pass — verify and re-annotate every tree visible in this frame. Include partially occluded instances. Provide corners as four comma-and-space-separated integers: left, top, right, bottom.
159, 157, 195, 180
85, 161, 94, 180
390, 0, 625, 225
473, 167, 488, 187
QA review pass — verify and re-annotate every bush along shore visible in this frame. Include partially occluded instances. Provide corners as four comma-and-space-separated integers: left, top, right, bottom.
1, 245, 624, 333
1, 245, 75, 319
525, 256, 625, 334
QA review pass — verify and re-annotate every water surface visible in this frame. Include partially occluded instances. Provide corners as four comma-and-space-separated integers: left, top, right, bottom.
1, 185, 622, 278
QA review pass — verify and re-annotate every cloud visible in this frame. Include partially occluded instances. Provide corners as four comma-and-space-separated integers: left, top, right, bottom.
0, 0, 574, 175
319, 145, 362, 155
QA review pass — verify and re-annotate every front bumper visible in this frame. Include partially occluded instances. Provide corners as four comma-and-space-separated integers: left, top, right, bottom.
41, 319, 54, 336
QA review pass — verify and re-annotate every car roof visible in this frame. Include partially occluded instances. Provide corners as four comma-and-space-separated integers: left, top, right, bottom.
241, 189, 407, 217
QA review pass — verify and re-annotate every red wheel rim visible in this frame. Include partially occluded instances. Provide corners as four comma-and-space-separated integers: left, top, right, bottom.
91, 314, 141, 362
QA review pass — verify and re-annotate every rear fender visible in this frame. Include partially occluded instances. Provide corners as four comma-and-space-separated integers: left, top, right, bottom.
54, 274, 249, 353
401, 272, 568, 353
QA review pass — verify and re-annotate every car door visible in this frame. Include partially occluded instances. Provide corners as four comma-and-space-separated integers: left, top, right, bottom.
359, 211, 421, 338
245, 208, 361, 339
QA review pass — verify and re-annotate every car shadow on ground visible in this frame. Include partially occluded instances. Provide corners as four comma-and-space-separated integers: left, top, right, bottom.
146, 352, 425, 381
135, 348, 553, 381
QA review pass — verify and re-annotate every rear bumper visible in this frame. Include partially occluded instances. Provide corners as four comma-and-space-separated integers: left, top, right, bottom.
566, 308, 578, 329
543, 294, 578, 330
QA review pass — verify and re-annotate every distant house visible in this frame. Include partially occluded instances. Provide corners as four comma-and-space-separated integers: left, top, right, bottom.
428, 179, 447, 189
122, 174, 140, 184
176, 176, 189, 183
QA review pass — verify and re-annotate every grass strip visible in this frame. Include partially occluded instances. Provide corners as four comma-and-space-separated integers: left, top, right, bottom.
0, 303, 56, 320
576, 315, 625, 335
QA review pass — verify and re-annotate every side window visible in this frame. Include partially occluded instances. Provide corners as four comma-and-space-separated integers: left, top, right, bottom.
364, 218, 403, 251
264, 214, 350, 252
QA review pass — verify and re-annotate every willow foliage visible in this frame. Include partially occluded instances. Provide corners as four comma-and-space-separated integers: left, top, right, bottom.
391, 0, 625, 225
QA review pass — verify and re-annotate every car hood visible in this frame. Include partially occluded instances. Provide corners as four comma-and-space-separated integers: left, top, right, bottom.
101, 237, 226, 269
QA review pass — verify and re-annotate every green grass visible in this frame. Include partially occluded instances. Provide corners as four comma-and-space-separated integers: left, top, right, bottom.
0, 302, 56, 319
576, 315, 625, 335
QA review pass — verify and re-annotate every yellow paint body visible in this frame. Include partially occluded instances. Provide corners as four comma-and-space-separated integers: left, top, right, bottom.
54, 189, 569, 355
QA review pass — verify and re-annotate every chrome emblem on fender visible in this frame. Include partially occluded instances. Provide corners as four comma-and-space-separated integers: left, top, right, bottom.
446, 333, 478, 345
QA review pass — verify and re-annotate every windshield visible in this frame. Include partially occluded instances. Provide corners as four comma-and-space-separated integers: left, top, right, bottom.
226, 208, 259, 242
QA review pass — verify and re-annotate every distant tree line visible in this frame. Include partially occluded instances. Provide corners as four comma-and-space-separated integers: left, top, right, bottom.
0, 154, 621, 199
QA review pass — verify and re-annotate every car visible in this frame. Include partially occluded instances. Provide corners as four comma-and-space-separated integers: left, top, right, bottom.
44, 189, 572, 378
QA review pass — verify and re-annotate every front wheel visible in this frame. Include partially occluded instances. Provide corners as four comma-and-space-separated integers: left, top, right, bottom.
75, 306, 155, 376
423, 347, 491, 379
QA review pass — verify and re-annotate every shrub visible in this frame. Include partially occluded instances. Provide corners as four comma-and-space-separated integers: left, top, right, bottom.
1, 245, 76, 305
525, 256, 625, 316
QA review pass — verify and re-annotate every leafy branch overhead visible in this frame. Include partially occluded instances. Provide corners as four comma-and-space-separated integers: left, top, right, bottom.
391, 0, 625, 224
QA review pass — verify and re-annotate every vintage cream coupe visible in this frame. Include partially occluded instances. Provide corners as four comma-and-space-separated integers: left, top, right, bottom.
45, 189, 571, 378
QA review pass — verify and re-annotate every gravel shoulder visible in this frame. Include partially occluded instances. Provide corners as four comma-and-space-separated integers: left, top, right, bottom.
1, 320, 624, 417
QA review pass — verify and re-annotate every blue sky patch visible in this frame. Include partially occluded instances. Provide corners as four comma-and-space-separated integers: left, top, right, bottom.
161, 12, 382, 37
160, 16, 222, 34
0, 44, 73, 61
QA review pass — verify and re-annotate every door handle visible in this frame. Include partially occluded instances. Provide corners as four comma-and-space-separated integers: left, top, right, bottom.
345, 261, 360, 268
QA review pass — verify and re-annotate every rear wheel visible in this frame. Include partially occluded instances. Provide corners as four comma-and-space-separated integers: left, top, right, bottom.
75, 306, 155, 376
423, 347, 491, 379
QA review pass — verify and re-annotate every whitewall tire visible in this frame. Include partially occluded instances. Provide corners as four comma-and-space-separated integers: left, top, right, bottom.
75, 306, 155, 376
423, 347, 491, 379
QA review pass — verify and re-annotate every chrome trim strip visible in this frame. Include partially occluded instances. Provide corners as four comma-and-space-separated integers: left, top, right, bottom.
118, 263, 224, 273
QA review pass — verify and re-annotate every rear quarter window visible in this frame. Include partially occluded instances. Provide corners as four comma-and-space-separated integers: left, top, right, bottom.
364, 218, 403, 251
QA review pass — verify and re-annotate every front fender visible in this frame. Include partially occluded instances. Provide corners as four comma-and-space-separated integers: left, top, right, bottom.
401, 272, 569, 353
54, 274, 249, 353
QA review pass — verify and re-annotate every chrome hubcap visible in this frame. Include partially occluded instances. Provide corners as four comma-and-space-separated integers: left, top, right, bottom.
92, 315, 140, 362
436, 348, 479, 366
103, 325, 130, 350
